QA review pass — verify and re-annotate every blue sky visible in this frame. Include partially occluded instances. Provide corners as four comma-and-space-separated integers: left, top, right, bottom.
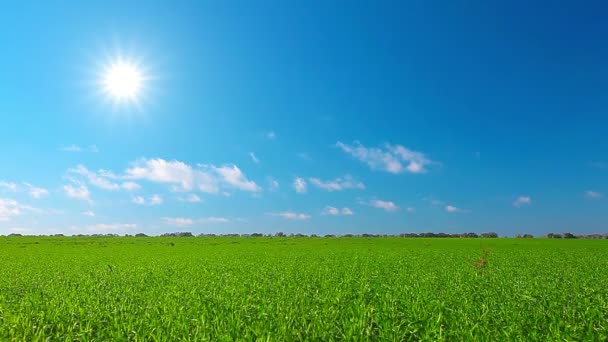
1, 1, 607, 236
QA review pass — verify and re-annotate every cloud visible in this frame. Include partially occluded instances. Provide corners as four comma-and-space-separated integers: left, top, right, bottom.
445, 205, 460, 212
211, 165, 262, 192
249, 152, 260, 164
308, 175, 364, 192
69, 165, 120, 191
83, 210, 96, 217
86, 223, 136, 233
163, 217, 194, 227
0, 181, 17, 192
150, 194, 163, 205
125, 158, 260, 194
406, 207, 416, 213
61, 145, 98, 153
121, 182, 141, 191
23, 183, 49, 199
322, 206, 354, 216
267, 211, 311, 220
267, 177, 279, 192
293, 177, 307, 193
163, 216, 230, 227
336, 141, 433, 174
63, 184, 91, 202
178, 194, 202, 202
132, 195, 162, 205
585, 190, 604, 199
513, 196, 532, 207
266, 131, 276, 140
0, 198, 42, 221
361, 199, 399, 212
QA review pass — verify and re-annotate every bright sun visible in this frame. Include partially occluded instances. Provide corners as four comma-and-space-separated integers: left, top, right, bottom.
102, 61, 143, 100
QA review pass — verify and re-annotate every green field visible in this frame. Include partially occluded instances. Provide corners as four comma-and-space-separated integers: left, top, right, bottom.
0, 237, 607, 341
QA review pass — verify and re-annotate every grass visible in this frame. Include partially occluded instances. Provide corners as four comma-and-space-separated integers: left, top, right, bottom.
0, 236, 607, 340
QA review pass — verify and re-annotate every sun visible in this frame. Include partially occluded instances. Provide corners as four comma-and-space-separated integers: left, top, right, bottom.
102, 60, 143, 100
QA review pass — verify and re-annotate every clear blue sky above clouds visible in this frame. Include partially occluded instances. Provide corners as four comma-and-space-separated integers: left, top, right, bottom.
1, 1, 606, 236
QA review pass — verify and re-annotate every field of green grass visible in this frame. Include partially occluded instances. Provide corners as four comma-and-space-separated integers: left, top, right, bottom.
0, 237, 607, 340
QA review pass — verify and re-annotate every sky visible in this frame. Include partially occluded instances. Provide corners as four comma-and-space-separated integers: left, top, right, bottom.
0, 1, 607, 236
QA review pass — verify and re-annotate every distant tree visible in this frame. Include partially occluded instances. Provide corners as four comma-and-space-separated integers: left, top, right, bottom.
547, 233, 562, 239
516, 234, 534, 238
135, 233, 148, 237
324, 234, 336, 238
461, 232, 479, 238
251, 233, 264, 237
8, 233, 22, 237
563, 232, 576, 239
274, 232, 286, 237
481, 232, 498, 238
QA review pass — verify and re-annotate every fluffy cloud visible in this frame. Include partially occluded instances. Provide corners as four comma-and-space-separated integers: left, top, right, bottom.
336, 141, 433, 174
267, 211, 311, 220
211, 165, 261, 192
125, 158, 260, 194
63, 184, 91, 201
132, 195, 163, 205
70, 165, 120, 191
121, 182, 141, 191
0, 181, 17, 192
23, 183, 49, 199
322, 206, 354, 216
86, 223, 136, 233
359, 199, 399, 212
445, 205, 460, 213
585, 190, 604, 199
163, 217, 230, 227
308, 175, 364, 192
293, 177, 307, 193
513, 196, 532, 207
0, 198, 42, 221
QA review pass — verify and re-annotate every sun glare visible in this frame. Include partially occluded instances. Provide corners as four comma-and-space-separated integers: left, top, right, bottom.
102, 61, 143, 100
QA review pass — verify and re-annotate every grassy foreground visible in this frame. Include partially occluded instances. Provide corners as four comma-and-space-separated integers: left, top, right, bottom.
0, 237, 607, 340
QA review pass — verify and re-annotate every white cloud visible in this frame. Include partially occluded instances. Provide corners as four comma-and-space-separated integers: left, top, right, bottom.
0, 181, 17, 192
445, 205, 461, 213
308, 175, 364, 192
406, 207, 416, 213
163, 216, 230, 227
266, 131, 276, 140
0, 198, 42, 221
0, 198, 21, 221
369, 199, 399, 212
513, 196, 532, 207
69, 165, 120, 191
293, 177, 307, 193
267, 177, 279, 192
23, 183, 49, 199
163, 217, 194, 227
86, 223, 136, 233
125, 159, 260, 194
132, 195, 162, 205
121, 182, 141, 191
322, 206, 354, 216
267, 211, 311, 220
63, 184, 90, 202
336, 141, 433, 174
83, 210, 96, 217
61, 145, 98, 153
211, 165, 261, 192
585, 190, 604, 199
132, 196, 145, 204
249, 152, 260, 164
178, 194, 202, 202
150, 194, 163, 205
